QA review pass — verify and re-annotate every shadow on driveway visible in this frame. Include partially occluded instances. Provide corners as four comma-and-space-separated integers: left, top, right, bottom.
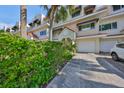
47, 54, 124, 88
96, 57, 124, 79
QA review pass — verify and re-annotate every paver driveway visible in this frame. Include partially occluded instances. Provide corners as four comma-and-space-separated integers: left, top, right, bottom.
47, 53, 124, 88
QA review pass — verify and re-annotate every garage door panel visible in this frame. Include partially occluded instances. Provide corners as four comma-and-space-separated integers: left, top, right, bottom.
77, 40, 96, 52
100, 39, 117, 52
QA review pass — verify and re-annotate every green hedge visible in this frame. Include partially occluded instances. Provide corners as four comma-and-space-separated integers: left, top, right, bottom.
0, 32, 74, 88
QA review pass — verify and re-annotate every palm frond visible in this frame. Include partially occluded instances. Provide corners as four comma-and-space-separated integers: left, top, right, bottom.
66, 5, 75, 15
40, 5, 49, 11
56, 6, 68, 21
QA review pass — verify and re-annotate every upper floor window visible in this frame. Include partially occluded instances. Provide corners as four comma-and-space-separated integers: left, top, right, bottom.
72, 10, 81, 18
99, 22, 117, 31
112, 5, 124, 11
40, 30, 46, 36
78, 22, 95, 31
71, 6, 81, 18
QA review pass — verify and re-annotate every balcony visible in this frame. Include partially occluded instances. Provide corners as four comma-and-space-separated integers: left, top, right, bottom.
84, 5, 96, 15
27, 21, 49, 32
76, 18, 99, 36
77, 28, 98, 37
53, 8, 107, 28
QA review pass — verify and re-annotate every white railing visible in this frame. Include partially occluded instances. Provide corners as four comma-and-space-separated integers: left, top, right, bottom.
27, 21, 49, 32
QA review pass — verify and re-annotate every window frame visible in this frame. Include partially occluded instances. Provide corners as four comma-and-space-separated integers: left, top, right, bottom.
40, 30, 46, 36
112, 22, 117, 29
99, 22, 117, 31
112, 5, 124, 11
72, 10, 81, 18
78, 22, 95, 31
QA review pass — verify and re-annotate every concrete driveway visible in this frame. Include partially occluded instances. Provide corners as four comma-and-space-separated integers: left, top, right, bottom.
47, 53, 124, 88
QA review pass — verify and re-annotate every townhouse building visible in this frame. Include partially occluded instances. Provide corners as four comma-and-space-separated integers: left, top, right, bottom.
27, 14, 49, 40
28, 5, 124, 53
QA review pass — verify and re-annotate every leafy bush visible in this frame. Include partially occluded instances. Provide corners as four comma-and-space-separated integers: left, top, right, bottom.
0, 32, 75, 88
0, 29, 5, 32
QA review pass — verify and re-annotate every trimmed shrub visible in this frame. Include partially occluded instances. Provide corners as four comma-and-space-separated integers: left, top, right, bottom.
0, 32, 75, 88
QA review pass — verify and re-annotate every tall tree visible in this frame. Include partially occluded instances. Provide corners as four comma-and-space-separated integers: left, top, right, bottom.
41, 5, 75, 41
20, 5, 27, 38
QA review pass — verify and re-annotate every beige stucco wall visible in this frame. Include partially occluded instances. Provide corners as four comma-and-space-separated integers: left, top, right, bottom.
33, 28, 49, 40
99, 14, 124, 35
27, 25, 49, 40
107, 6, 124, 15
62, 9, 108, 37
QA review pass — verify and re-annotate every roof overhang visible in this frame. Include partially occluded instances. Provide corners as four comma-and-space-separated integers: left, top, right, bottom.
77, 33, 124, 39
77, 18, 99, 26
76, 34, 107, 39
101, 12, 124, 20
53, 26, 77, 32
102, 34, 124, 38
64, 26, 77, 32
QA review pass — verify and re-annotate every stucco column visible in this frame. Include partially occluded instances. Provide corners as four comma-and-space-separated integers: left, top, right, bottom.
96, 38, 100, 53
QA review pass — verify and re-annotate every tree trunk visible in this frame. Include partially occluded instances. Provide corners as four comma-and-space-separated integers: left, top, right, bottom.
49, 17, 54, 41
48, 6, 58, 41
20, 5, 27, 38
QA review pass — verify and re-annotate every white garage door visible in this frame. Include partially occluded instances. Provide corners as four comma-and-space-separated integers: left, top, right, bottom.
100, 39, 117, 52
77, 40, 96, 52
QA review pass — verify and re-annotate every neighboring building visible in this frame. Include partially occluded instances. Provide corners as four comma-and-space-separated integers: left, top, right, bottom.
27, 14, 49, 40
9, 22, 21, 35
28, 5, 124, 53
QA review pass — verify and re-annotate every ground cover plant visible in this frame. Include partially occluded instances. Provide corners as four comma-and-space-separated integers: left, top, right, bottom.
0, 32, 75, 88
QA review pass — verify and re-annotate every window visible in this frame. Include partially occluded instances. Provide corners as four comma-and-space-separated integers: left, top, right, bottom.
102, 23, 111, 31
113, 5, 124, 11
113, 5, 121, 11
99, 22, 117, 31
40, 30, 46, 36
116, 44, 124, 49
72, 10, 80, 18
112, 22, 117, 29
99, 25, 101, 31
91, 23, 95, 29
72, 6, 81, 18
78, 22, 95, 31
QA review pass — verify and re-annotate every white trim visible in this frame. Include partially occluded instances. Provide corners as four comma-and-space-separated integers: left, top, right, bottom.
101, 11, 124, 20
53, 9, 107, 28
77, 34, 124, 39
102, 35, 124, 38
76, 34, 106, 39
27, 22, 49, 32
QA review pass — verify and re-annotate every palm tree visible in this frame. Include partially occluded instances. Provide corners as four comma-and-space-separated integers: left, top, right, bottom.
20, 5, 27, 38
41, 5, 75, 41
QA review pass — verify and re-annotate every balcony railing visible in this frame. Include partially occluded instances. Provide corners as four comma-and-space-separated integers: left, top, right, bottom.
27, 21, 49, 32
